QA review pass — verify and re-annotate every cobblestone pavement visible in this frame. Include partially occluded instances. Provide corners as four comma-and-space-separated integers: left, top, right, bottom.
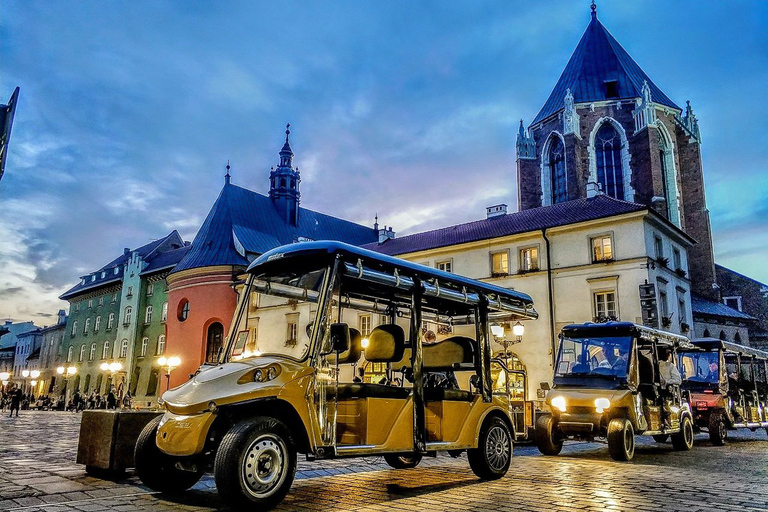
1, 412, 767, 511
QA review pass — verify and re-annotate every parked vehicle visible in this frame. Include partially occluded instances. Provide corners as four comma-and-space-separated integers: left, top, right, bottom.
135, 241, 538, 509
535, 322, 695, 461
678, 338, 768, 445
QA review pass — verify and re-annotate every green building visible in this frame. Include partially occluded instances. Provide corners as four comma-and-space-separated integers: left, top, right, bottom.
59, 231, 189, 407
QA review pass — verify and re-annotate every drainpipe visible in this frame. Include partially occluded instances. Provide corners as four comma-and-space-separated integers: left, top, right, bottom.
542, 229, 557, 366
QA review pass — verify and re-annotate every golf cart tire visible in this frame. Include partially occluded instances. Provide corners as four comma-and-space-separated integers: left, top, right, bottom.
384, 453, 422, 469
708, 411, 727, 446
534, 415, 563, 456
607, 418, 635, 461
672, 415, 694, 451
134, 416, 204, 493
468, 416, 513, 480
652, 434, 669, 443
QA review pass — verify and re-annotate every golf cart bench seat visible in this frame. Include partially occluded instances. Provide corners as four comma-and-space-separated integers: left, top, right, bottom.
424, 388, 474, 401
423, 336, 475, 370
334, 383, 411, 399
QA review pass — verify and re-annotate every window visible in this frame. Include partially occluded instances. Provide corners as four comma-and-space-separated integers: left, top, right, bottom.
491, 251, 509, 276
79, 344, 86, 362
359, 314, 372, 336
161, 302, 168, 322
67, 345, 73, 362
519, 247, 539, 272
604, 80, 619, 99
549, 136, 567, 204
112, 292, 117, 303
591, 235, 613, 262
101, 272, 106, 279
84, 318, 90, 333
91, 275, 96, 282
89, 343, 96, 361
678, 298, 686, 325
286, 314, 299, 346
659, 290, 669, 320
157, 335, 166, 355
102, 341, 110, 359
107, 313, 114, 330
147, 370, 159, 396
436, 260, 452, 273
146, 283, 154, 297
71, 320, 78, 336
178, 300, 190, 321
654, 235, 664, 260
723, 296, 742, 312
595, 123, 624, 199
594, 291, 617, 320
673, 248, 682, 270
119, 339, 128, 358
88, 299, 93, 309
114, 267, 119, 275
145, 306, 153, 324
140, 337, 148, 357
98, 297, 103, 307
75, 303, 80, 312
124, 306, 132, 325
127, 286, 133, 297
94, 316, 101, 332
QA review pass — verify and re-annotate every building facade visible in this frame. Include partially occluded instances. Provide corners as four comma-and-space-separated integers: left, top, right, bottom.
0, 321, 38, 379
59, 231, 189, 406
165, 127, 379, 386
34, 310, 68, 396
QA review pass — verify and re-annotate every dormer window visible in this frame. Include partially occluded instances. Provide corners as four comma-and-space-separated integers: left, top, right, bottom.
91, 275, 96, 282
604, 80, 619, 99
114, 267, 119, 275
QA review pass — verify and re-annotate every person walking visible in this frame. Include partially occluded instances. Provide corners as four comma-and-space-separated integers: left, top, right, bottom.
106, 387, 117, 410
9, 384, 22, 418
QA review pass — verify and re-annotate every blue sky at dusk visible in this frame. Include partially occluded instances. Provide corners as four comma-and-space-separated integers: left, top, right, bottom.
1, 1, 767, 322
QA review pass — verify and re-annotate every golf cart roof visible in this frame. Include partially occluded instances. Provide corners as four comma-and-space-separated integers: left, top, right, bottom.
561, 322, 692, 349
686, 338, 768, 360
247, 241, 537, 320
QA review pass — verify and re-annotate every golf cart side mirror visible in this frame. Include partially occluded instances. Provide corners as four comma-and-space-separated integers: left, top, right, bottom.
540, 382, 550, 391
328, 323, 350, 355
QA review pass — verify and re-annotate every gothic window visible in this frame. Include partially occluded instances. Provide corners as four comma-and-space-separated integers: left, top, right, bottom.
157, 335, 166, 355
549, 137, 567, 203
658, 131, 671, 219
107, 313, 114, 329
102, 341, 110, 359
89, 343, 96, 361
145, 306, 153, 324
141, 337, 148, 357
120, 339, 128, 358
124, 306, 132, 325
595, 123, 624, 199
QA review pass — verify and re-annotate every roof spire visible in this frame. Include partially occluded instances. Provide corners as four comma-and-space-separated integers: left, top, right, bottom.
285, 123, 291, 142
590, 0, 597, 18
374, 213, 379, 231
225, 160, 231, 185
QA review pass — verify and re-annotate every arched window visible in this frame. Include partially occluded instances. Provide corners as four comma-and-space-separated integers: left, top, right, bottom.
89, 343, 96, 360
124, 306, 132, 325
280, 177, 286, 188
119, 339, 128, 358
94, 316, 101, 332
79, 344, 86, 361
145, 305, 153, 324
107, 313, 114, 329
549, 137, 567, 204
84, 318, 91, 333
206, 322, 224, 363
719, 330, 727, 341
67, 345, 74, 362
595, 122, 624, 199
84, 374, 91, 394
102, 341, 110, 360
178, 300, 190, 321
734, 332, 742, 343
157, 335, 166, 355
703, 329, 710, 338
161, 302, 168, 322
95, 374, 103, 394
71, 321, 78, 336
140, 337, 149, 357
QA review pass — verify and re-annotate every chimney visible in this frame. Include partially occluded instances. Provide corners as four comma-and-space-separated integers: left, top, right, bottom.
378, 226, 395, 244
586, 181, 603, 198
486, 204, 507, 219
57, 309, 66, 325
124, 247, 130, 255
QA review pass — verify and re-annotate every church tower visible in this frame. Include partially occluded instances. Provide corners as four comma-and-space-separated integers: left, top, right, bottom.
269, 124, 301, 226
516, 3, 717, 299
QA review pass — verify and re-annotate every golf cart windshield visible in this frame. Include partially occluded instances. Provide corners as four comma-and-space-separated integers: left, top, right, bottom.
679, 350, 720, 388
555, 336, 632, 381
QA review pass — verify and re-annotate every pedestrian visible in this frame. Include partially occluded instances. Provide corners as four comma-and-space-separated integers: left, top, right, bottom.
88, 392, 96, 410
122, 391, 132, 409
9, 384, 22, 418
106, 387, 117, 410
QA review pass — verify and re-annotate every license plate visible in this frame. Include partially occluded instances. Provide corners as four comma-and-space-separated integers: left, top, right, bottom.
696, 401, 708, 408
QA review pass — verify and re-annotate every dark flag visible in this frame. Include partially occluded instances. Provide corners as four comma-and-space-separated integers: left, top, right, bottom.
0, 87, 20, 183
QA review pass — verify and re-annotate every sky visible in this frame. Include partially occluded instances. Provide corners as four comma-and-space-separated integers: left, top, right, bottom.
1, 1, 767, 324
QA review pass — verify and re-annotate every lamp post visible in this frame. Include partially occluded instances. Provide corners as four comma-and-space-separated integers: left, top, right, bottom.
157, 356, 181, 391
21, 369, 29, 394
56, 366, 77, 409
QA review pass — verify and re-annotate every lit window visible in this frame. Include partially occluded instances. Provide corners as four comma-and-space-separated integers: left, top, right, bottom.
161, 302, 168, 322
436, 260, 452, 273
140, 337, 148, 357
119, 339, 128, 358
107, 313, 114, 330
594, 291, 617, 320
89, 343, 96, 361
491, 252, 509, 276
79, 344, 86, 362
359, 315, 372, 336
519, 247, 539, 272
146, 283, 154, 297
145, 306, 153, 324
124, 306, 132, 325
102, 341, 110, 359
94, 316, 101, 332
592, 236, 613, 262
157, 335, 166, 355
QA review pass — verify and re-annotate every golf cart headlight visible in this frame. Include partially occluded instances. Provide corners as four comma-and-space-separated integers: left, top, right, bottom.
551, 395, 567, 412
267, 366, 278, 381
254, 369, 264, 382
594, 398, 611, 413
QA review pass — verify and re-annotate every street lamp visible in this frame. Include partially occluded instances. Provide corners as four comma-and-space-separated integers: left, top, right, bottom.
56, 366, 77, 408
512, 321, 525, 343
100, 361, 123, 390
0, 372, 10, 392
157, 356, 181, 391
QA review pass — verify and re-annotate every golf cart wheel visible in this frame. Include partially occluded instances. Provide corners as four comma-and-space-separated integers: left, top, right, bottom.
214, 416, 297, 510
468, 416, 513, 480
652, 434, 669, 443
534, 415, 563, 456
672, 415, 694, 451
708, 412, 727, 446
134, 416, 204, 493
607, 418, 635, 461
384, 453, 422, 469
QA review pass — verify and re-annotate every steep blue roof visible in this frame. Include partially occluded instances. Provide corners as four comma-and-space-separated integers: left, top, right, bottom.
172, 183, 378, 273
691, 294, 754, 321
532, 10, 680, 126
365, 195, 647, 256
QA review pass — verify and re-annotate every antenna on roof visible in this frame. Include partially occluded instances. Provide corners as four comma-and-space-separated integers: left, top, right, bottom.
374, 213, 379, 231
225, 160, 231, 185
590, 0, 597, 18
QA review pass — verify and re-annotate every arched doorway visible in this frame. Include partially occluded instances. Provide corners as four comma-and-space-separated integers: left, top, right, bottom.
206, 322, 224, 363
